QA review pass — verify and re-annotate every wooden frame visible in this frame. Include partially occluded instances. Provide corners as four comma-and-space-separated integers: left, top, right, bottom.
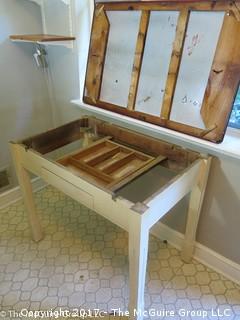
84, 1, 240, 143
11, 116, 211, 320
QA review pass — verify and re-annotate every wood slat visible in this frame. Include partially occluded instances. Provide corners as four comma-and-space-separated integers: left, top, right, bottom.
68, 158, 113, 183
127, 10, 150, 111
103, 153, 136, 174
109, 140, 153, 161
10, 34, 75, 42
99, 1, 232, 11
200, 12, 240, 142
110, 155, 167, 192
86, 146, 120, 166
84, 97, 207, 140
71, 136, 112, 159
161, 9, 190, 119
84, 5, 109, 103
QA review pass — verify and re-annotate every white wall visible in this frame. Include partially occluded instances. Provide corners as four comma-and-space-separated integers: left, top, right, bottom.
44, 0, 94, 125
0, 0, 53, 188
161, 156, 240, 264
46, 45, 81, 125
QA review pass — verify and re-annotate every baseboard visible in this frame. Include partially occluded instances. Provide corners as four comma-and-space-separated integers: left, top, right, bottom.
194, 243, 240, 286
0, 177, 47, 210
151, 222, 240, 286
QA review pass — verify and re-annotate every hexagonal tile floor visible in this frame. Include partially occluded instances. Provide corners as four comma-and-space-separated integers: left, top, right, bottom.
0, 186, 240, 320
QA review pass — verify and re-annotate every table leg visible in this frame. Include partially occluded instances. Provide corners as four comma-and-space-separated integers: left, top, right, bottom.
128, 217, 149, 320
10, 144, 43, 242
181, 158, 212, 262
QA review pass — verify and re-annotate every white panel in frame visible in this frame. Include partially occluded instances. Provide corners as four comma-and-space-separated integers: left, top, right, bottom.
170, 11, 225, 129
100, 11, 141, 107
135, 11, 179, 116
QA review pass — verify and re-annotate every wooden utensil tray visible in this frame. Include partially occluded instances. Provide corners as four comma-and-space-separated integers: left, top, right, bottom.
58, 136, 166, 191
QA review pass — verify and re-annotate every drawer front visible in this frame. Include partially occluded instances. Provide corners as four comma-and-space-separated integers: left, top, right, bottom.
41, 167, 94, 210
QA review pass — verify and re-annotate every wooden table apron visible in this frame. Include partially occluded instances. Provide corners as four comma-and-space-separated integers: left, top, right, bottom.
10, 142, 211, 320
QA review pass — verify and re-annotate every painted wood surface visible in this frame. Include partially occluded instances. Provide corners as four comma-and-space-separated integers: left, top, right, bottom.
11, 143, 133, 231
128, 215, 149, 319
10, 144, 43, 242
181, 157, 212, 262
142, 159, 202, 229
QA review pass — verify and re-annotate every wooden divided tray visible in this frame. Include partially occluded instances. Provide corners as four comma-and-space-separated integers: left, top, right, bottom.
58, 136, 167, 191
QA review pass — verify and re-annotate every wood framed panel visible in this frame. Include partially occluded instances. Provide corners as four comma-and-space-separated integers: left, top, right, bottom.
84, 1, 240, 143
84, 1, 240, 142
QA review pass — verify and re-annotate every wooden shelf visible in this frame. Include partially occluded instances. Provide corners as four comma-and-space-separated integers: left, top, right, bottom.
10, 34, 75, 43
